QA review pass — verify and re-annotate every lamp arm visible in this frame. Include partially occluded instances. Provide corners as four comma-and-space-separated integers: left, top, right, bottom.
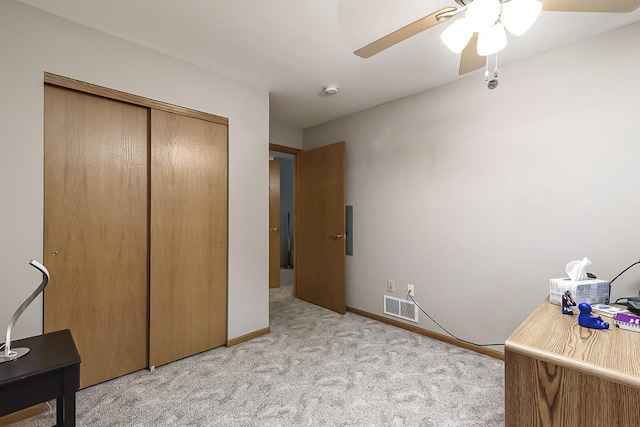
4, 260, 50, 357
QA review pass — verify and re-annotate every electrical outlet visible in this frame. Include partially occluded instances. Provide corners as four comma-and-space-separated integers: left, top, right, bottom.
407, 284, 415, 297
387, 280, 395, 293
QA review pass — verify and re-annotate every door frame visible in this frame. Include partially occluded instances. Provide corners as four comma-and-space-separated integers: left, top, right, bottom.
269, 143, 301, 294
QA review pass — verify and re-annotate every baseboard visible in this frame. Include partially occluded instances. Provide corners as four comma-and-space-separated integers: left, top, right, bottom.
346, 306, 504, 361
226, 327, 271, 347
0, 403, 46, 426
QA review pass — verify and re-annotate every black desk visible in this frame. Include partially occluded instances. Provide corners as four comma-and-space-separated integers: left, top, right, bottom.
0, 330, 80, 426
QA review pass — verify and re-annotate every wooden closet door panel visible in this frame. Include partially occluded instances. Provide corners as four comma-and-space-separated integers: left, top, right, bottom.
44, 85, 149, 388
150, 109, 228, 367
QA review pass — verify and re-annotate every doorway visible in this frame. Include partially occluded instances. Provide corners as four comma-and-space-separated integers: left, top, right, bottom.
268, 141, 346, 314
269, 144, 299, 291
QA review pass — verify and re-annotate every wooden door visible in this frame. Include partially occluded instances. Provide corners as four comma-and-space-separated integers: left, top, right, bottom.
269, 159, 281, 288
44, 85, 149, 388
295, 141, 346, 313
149, 109, 228, 367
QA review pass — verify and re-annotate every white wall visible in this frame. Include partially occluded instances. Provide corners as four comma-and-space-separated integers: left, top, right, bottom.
0, 1, 269, 342
304, 23, 640, 350
270, 121, 303, 149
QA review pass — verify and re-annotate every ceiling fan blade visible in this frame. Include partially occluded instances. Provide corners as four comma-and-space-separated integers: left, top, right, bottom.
354, 7, 457, 58
541, 0, 640, 13
459, 34, 486, 75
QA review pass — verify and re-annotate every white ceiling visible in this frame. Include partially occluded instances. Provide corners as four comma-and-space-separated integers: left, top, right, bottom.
18, 0, 640, 129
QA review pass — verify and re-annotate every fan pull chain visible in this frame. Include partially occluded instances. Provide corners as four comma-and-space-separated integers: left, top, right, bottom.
486, 53, 499, 90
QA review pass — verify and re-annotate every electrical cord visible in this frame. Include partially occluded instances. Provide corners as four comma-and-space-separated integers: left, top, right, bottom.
609, 259, 640, 287
408, 292, 504, 347
608, 259, 640, 305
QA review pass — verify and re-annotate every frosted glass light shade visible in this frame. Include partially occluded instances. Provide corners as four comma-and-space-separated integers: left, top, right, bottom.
440, 18, 474, 54
477, 22, 507, 56
465, 0, 501, 32
501, 0, 542, 36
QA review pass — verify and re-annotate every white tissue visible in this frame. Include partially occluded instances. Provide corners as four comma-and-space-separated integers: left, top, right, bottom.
566, 257, 592, 282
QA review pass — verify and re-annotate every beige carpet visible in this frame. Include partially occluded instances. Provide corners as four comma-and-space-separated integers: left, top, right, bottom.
13, 285, 504, 426
280, 268, 294, 287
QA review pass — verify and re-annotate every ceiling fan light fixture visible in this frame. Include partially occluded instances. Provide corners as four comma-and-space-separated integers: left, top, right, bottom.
501, 0, 543, 36
440, 18, 474, 54
477, 22, 507, 56
465, 0, 501, 32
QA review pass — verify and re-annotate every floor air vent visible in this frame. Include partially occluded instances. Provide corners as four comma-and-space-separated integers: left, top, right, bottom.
384, 295, 418, 323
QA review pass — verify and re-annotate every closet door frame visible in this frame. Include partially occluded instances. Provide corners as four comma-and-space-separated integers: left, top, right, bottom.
43, 72, 230, 358
44, 73, 228, 127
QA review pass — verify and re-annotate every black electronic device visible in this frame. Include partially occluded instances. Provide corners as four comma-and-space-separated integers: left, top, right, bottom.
614, 297, 640, 315
622, 297, 640, 315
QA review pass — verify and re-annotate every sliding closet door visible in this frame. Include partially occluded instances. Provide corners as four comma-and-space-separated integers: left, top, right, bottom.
150, 109, 228, 367
44, 85, 149, 388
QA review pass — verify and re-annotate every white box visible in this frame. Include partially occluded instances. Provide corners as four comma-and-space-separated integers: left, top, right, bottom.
549, 278, 610, 306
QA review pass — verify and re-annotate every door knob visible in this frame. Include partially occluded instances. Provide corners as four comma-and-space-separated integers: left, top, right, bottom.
331, 233, 344, 240
51, 251, 58, 257
270, 227, 279, 232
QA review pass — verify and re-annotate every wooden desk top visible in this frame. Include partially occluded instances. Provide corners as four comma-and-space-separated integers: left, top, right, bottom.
0, 329, 80, 387
506, 298, 640, 389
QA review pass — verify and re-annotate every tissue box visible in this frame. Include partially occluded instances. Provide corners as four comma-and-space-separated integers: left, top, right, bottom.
549, 278, 610, 306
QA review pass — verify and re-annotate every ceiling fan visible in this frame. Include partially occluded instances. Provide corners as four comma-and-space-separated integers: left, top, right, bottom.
354, 0, 640, 76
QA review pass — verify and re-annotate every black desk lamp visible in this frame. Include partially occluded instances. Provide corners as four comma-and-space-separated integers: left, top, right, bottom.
0, 260, 50, 363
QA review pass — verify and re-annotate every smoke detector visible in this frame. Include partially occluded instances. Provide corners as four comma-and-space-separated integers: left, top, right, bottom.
323, 85, 339, 95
